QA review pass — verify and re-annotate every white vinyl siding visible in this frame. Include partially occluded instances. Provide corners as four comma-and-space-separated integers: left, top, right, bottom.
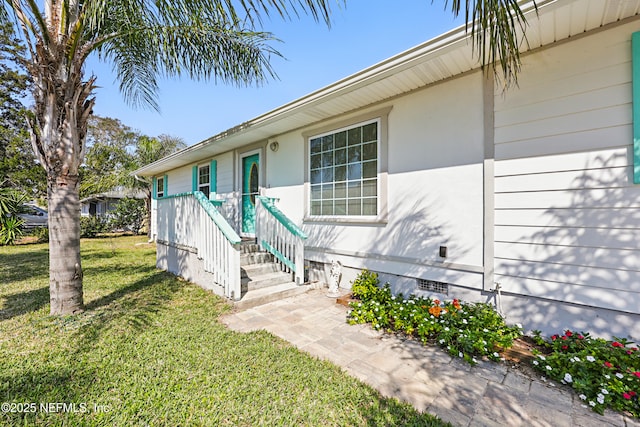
493, 21, 640, 314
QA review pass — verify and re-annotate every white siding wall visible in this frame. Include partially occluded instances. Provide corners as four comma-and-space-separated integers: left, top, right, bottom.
264, 72, 486, 289
215, 151, 239, 229
494, 21, 640, 314
165, 164, 193, 195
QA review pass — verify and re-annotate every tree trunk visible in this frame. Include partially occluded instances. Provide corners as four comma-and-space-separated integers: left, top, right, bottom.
48, 173, 84, 315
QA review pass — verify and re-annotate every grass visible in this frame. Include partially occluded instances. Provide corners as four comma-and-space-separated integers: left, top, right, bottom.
0, 236, 449, 426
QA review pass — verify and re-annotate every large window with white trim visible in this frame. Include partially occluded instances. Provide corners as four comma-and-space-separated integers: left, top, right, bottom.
309, 119, 378, 216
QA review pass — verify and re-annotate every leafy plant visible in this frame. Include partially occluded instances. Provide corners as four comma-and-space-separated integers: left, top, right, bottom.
531, 330, 639, 417
350, 269, 381, 303
80, 215, 109, 238
30, 226, 48, 243
0, 187, 27, 245
109, 197, 146, 234
0, 215, 24, 245
347, 270, 522, 365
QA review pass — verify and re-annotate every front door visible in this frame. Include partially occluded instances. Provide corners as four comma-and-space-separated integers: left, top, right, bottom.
241, 153, 260, 235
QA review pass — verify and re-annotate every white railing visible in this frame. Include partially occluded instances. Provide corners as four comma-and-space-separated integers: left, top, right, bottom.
156, 191, 242, 299
255, 196, 307, 284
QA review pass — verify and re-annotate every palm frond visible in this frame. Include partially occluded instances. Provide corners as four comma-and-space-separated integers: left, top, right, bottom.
90, 0, 289, 110
444, 0, 533, 87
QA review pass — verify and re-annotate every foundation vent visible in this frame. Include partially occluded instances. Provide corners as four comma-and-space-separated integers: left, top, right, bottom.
417, 279, 449, 295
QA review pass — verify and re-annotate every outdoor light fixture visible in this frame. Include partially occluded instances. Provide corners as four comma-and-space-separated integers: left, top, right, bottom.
269, 141, 279, 152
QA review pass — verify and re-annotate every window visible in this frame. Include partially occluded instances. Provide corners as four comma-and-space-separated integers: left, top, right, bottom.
156, 176, 165, 198
198, 164, 210, 195
309, 120, 378, 216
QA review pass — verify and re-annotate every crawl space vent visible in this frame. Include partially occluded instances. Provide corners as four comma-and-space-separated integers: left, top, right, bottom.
417, 278, 449, 295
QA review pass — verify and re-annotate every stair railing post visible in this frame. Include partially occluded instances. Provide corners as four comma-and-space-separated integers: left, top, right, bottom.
294, 236, 304, 284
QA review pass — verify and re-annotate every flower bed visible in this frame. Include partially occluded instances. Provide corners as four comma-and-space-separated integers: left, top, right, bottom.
345, 269, 639, 419
346, 270, 522, 365
531, 330, 639, 417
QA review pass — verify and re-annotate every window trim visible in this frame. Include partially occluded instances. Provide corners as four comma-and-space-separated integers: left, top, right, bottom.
198, 163, 210, 195
303, 106, 390, 224
156, 175, 166, 199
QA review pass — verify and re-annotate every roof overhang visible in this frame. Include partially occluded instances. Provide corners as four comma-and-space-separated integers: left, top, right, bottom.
133, 0, 640, 177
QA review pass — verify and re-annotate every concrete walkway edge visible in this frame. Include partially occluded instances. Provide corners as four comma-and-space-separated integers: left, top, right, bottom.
221, 289, 640, 427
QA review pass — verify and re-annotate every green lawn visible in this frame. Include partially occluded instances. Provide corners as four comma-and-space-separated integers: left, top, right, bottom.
0, 236, 449, 426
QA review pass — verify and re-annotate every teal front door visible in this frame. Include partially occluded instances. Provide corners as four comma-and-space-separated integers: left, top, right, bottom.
241, 153, 260, 234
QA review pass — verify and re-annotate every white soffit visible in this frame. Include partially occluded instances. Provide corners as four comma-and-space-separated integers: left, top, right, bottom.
134, 0, 640, 176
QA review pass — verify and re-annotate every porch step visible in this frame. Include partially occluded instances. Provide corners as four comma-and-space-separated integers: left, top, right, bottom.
234, 282, 313, 311
241, 270, 293, 292
234, 240, 310, 309
238, 242, 262, 254
240, 251, 274, 266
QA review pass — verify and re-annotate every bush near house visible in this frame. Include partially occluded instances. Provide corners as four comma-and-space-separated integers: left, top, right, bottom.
348, 270, 639, 419
531, 331, 639, 417
109, 197, 146, 234
348, 270, 522, 365
80, 215, 109, 238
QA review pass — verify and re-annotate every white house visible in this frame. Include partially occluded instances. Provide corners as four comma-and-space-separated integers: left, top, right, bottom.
133, 0, 640, 340
80, 189, 146, 218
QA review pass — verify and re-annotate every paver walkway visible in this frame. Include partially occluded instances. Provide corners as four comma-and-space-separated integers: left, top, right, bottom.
221, 289, 640, 427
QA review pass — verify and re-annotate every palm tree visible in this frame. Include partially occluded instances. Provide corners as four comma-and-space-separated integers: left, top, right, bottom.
0, 0, 529, 315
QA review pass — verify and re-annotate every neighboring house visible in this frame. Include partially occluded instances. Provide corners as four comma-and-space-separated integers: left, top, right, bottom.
80, 190, 145, 218
133, 0, 640, 340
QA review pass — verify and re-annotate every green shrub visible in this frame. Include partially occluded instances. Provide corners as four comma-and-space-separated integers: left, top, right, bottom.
109, 198, 146, 234
0, 188, 27, 245
30, 226, 49, 243
531, 331, 639, 417
80, 215, 108, 238
350, 269, 381, 302
0, 215, 25, 245
348, 270, 522, 365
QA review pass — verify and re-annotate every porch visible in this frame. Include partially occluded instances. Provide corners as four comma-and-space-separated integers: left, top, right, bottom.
154, 191, 314, 308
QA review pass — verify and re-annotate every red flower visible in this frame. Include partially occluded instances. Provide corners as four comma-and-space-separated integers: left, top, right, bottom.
632, 348, 639, 351
562, 345, 568, 350
577, 335, 584, 339
631, 391, 637, 397
633, 372, 640, 379
551, 335, 558, 341
561, 336, 567, 341
612, 341, 624, 348
433, 299, 440, 306
604, 361, 613, 368
623, 393, 632, 400
565, 330, 572, 337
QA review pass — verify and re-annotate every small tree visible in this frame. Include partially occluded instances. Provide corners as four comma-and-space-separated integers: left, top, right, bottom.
109, 197, 146, 234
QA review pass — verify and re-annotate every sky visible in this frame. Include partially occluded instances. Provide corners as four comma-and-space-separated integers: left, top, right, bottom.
83, 1, 465, 146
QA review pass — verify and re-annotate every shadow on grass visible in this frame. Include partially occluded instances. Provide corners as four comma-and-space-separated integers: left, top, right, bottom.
0, 248, 49, 283
0, 287, 49, 321
74, 270, 184, 350
0, 366, 95, 425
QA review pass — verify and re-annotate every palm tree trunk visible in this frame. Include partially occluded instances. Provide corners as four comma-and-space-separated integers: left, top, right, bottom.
47, 173, 84, 314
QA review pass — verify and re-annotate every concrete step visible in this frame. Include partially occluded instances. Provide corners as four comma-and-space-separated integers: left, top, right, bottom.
240, 251, 273, 266
241, 270, 293, 292
241, 262, 281, 279
238, 243, 261, 254
234, 282, 313, 310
